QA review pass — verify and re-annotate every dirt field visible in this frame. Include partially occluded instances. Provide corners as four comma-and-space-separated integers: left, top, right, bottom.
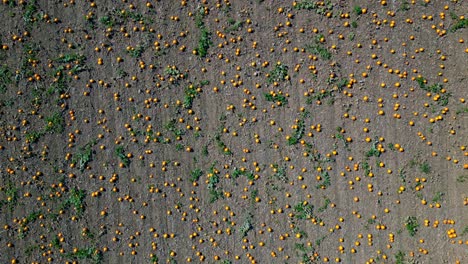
0, 0, 467, 263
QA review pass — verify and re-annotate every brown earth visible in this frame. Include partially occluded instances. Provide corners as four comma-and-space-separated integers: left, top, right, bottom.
0, 0, 467, 263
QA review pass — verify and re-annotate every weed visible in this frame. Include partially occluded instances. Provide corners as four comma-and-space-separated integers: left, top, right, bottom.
399, 1, 410, 11
351, 21, 358, 28
0, 65, 12, 94
305, 44, 332, 60
25, 130, 44, 143
317, 197, 331, 213
209, 189, 223, 203
456, 175, 468, 183
316, 171, 331, 189
164, 66, 181, 77
455, 107, 468, 115
238, 214, 253, 237
353, 6, 363, 16
99, 16, 115, 27
114, 146, 130, 167
45, 112, 65, 133
61, 188, 86, 216
189, 168, 203, 182
419, 162, 431, 174
164, 119, 185, 137
272, 163, 288, 182
449, 17, 467, 33
150, 255, 159, 263
294, 0, 333, 15
196, 28, 212, 58
65, 246, 103, 264
395, 250, 405, 264
53, 53, 86, 63
307, 89, 334, 104
72, 140, 96, 172
315, 235, 326, 246
25, 211, 41, 224
250, 189, 258, 202
226, 19, 243, 32
348, 32, 355, 41
266, 64, 289, 84
126, 45, 145, 58
294, 202, 314, 220
23, 0, 38, 25
1, 182, 18, 211
294, 0, 319, 10
202, 145, 209, 156
175, 143, 184, 151
264, 92, 288, 105
461, 226, 468, 236
287, 112, 308, 145
183, 80, 208, 109
432, 192, 444, 203
405, 216, 419, 237
366, 143, 381, 158
215, 134, 232, 155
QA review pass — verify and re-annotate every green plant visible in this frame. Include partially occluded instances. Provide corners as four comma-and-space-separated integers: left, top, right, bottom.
23, 0, 38, 24
305, 44, 331, 60
62, 188, 86, 216
72, 140, 96, 172
175, 143, 184, 151
419, 162, 431, 174
287, 111, 308, 145
264, 93, 288, 105
432, 192, 444, 202
294, 0, 333, 15
214, 134, 232, 155
272, 163, 288, 182
114, 146, 130, 167
164, 119, 185, 136
0, 65, 12, 94
353, 6, 363, 16
399, 1, 410, 11
126, 45, 145, 58
267, 64, 289, 84
238, 214, 253, 237
45, 112, 65, 133
317, 197, 331, 213
315, 171, 331, 189
25, 130, 44, 143
366, 143, 381, 158
196, 27, 212, 58
53, 53, 86, 63
294, 202, 314, 220
189, 168, 203, 182
461, 226, 468, 236
183, 80, 208, 109
294, 0, 319, 10
66, 246, 103, 264
209, 189, 223, 203
150, 255, 159, 263
395, 250, 405, 264
449, 17, 467, 33
405, 216, 419, 237
226, 19, 243, 32
456, 175, 468, 183
306, 90, 334, 104
99, 15, 115, 27
250, 189, 258, 201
